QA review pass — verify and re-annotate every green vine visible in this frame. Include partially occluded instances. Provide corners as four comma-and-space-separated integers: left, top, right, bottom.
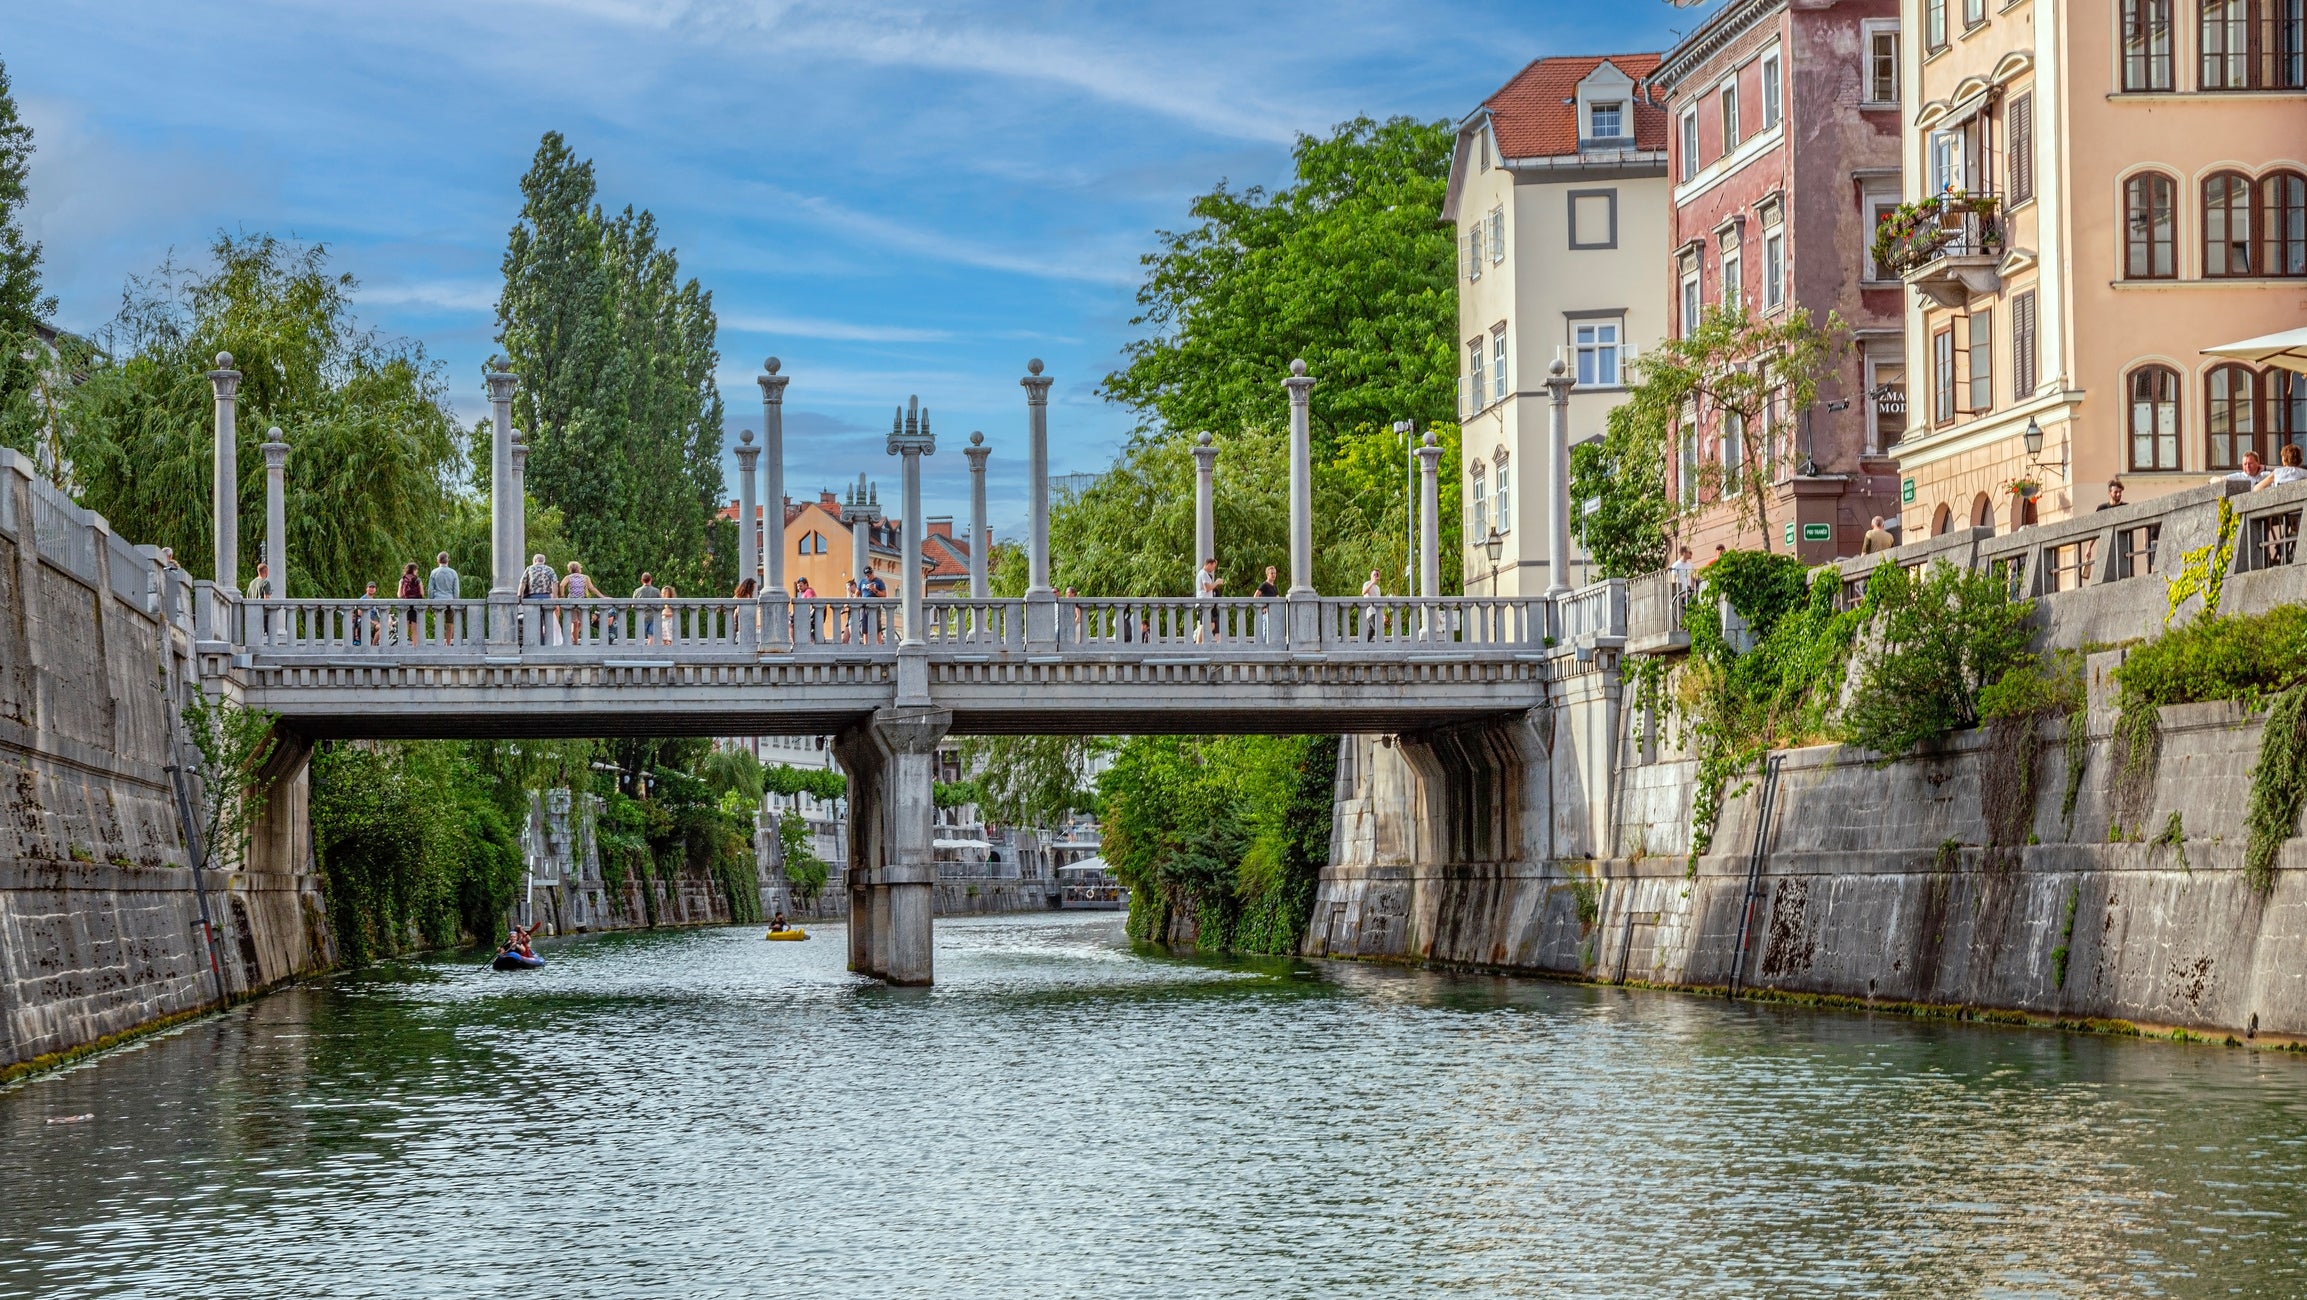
2162, 498, 2238, 627
2154, 810, 2189, 874
2244, 683, 2307, 894
2051, 883, 2080, 988
2060, 702, 2091, 839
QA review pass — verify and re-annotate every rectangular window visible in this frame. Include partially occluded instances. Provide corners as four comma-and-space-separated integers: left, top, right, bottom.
1574, 320, 1622, 387
1470, 471, 1488, 542
1679, 108, 1699, 180
1464, 228, 1481, 282
2012, 290, 2038, 400
1760, 54, 1782, 130
1763, 228, 1785, 311
2122, 0, 2175, 91
1492, 327, 1509, 403
1468, 341, 1485, 410
1720, 81, 1741, 152
2126, 173, 2177, 279
1929, 131, 1963, 194
1721, 237, 1743, 315
1926, 0, 1948, 50
1868, 29, 1900, 103
1868, 199, 1901, 280
2008, 94, 2034, 204
1963, 0, 1986, 28
1590, 101, 1623, 138
1488, 205, 1506, 263
1722, 411, 1744, 492
1680, 256, 1703, 337
1568, 189, 1618, 249
1967, 309, 1994, 414
2202, 0, 2306, 91
1679, 420, 1700, 507
1933, 328, 1956, 424
1495, 462, 1512, 532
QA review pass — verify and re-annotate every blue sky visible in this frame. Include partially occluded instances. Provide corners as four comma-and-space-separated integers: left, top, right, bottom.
8, 0, 1698, 535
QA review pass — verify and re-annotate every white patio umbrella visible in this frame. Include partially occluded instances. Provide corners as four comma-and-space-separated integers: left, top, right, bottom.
2203, 326, 2307, 375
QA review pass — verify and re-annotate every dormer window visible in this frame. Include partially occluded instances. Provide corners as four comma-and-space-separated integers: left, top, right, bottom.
1590, 101, 1623, 138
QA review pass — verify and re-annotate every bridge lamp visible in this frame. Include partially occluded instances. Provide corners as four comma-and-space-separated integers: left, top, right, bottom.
1483, 526, 1504, 594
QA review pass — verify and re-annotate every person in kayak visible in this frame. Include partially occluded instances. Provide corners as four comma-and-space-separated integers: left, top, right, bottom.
771, 910, 789, 934
503, 922, 539, 959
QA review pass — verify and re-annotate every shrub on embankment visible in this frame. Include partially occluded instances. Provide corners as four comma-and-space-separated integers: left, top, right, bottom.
1100, 735, 1338, 955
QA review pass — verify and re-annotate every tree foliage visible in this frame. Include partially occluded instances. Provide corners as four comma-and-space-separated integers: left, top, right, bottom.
180, 691, 282, 869
1102, 116, 1457, 457
55, 235, 463, 596
957, 735, 1102, 828
310, 742, 526, 964
1842, 560, 2038, 759
497, 132, 729, 595
0, 56, 57, 464
1569, 400, 1674, 578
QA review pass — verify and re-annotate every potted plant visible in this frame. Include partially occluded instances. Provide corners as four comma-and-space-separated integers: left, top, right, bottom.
2006, 477, 2041, 500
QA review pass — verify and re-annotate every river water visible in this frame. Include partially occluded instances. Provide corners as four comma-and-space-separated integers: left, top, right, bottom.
3, 912, 2304, 1298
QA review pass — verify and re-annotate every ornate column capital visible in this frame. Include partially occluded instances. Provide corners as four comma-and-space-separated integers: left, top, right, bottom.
1543, 356, 1576, 401
1283, 357, 1316, 405
887, 396, 935, 458
261, 427, 289, 471
1020, 357, 1053, 404
485, 370, 520, 405
1190, 430, 1219, 473
757, 356, 790, 405
962, 429, 990, 471
734, 426, 761, 471
207, 352, 242, 401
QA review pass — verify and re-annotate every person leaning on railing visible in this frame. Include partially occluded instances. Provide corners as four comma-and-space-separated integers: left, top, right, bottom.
520, 553, 556, 646
428, 552, 459, 643
396, 562, 423, 644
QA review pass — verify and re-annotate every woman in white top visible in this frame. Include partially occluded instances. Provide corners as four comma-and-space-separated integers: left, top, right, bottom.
2255, 443, 2307, 489
560, 561, 596, 643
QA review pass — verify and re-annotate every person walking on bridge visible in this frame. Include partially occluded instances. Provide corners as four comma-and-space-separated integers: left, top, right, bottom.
1361, 569, 1384, 640
634, 572, 661, 644
560, 562, 598, 644
427, 552, 459, 643
521, 553, 557, 645
1196, 557, 1222, 642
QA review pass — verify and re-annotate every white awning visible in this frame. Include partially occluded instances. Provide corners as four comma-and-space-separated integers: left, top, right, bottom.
934, 838, 992, 851
2205, 327, 2307, 376
1055, 856, 1111, 874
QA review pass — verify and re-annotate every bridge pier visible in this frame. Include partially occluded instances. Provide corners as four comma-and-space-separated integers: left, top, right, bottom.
833, 705, 951, 985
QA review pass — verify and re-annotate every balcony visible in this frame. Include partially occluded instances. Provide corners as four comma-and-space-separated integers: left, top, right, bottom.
1875, 193, 2005, 308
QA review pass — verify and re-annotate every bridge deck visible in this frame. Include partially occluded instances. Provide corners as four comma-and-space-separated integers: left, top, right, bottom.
208, 592, 1624, 738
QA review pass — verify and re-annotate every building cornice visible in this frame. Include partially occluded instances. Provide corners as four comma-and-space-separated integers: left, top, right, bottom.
1653, 0, 1787, 93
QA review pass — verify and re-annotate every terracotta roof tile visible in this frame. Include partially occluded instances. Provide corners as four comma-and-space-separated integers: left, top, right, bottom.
922, 534, 970, 578
1483, 53, 1667, 159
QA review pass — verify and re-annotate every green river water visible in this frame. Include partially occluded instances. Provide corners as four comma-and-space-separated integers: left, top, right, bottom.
3, 911, 2304, 1298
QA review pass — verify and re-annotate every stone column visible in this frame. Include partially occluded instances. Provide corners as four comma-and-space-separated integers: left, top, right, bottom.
206, 354, 242, 593
486, 369, 519, 646
834, 706, 952, 986
509, 441, 528, 573
889, 398, 936, 706
1191, 432, 1218, 590
963, 432, 990, 599
1285, 360, 1316, 597
1544, 357, 1576, 599
1416, 431, 1442, 599
261, 427, 288, 596
758, 360, 791, 646
735, 428, 760, 586
1021, 360, 1057, 647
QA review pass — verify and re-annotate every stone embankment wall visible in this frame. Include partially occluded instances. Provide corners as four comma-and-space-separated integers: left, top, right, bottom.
1324, 677, 2300, 1037
0, 453, 331, 1077
518, 788, 738, 935
781, 878, 1057, 922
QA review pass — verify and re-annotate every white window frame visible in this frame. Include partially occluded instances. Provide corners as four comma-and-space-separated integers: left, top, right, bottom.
1929, 130, 1962, 194
1572, 317, 1624, 388
1488, 205, 1506, 264
1494, 459, 1513, 533
1468, 340, 1486, 411
1465, 226, 1482, 281
1491, 326, 1509, 403
1679, 107, 1699, 181
1719, 76, 1741, 152
1865, 194, 1902, 282
1469, 464, 1489, 541
1680, 254, 1703, 338
1762, 226, 1785, 312
1719, 227, 1743, 315
1760, 51, 1782, 131
1722, 409, 1744, 492
1589, 100, 1624, 140
1862, 21, 1900, 106
1679, 416, 1700, 507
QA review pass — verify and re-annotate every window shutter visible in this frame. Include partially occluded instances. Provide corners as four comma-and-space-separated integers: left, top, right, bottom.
2009, 94, 2034, 203
2012, 291, 2037, 399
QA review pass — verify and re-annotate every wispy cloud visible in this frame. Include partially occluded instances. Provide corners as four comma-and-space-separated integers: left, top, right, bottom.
718, 311, 953, 344
766, 187, 1143, 287
357, 278, 500, 313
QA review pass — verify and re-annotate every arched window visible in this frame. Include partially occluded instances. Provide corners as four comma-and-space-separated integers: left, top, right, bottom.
2125, 173, 2177, 279
2207, 364, 2259, 469
2263, 170, 2307, 277
2271, 368, 2307, 462
1932, 503, 1954, 536
2129, 365, 2182, 470
1971, 492, 1994, 530
2204, 172, 2255, 275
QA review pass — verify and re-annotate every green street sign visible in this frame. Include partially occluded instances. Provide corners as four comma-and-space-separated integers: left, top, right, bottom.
1803, 522, 1833, 542
1901, 476, 1916, 504
1784, 521, 1796, 545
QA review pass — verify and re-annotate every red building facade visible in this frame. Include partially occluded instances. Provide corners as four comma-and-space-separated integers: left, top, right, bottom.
1654, 0, 1907, 562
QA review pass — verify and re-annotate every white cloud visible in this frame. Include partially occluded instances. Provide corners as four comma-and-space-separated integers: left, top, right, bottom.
718, 312, 953, 343
357, 278, 501, 313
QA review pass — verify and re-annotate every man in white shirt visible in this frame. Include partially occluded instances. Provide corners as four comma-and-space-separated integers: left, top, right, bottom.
2225, 450, 2268, 488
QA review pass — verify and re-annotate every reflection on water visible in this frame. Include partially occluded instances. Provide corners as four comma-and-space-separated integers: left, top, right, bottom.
3, 912, 2304, 1298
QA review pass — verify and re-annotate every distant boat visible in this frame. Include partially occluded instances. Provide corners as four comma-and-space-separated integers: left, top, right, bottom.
765, 928, 809, 941
492, 949, 546, 971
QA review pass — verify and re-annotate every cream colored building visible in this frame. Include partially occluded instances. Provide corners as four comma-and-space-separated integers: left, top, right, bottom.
1893, 0, 2305, 538
1443, 54, 1675, 594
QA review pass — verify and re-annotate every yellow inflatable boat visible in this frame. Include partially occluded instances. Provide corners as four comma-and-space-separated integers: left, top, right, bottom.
764, 928, 809, 941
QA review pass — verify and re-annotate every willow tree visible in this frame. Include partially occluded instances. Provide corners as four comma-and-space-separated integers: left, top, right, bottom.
57, 234, 462, 595
496, 133, 729, 594
1629, 305, 1846, 552
0, 56, 59, 464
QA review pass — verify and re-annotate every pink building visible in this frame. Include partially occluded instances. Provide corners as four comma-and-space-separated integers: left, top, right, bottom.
1655, 0, 1908, 561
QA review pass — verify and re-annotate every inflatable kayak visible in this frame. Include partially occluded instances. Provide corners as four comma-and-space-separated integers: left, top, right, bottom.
764, 929, 809, 942
492, 950, 546, 970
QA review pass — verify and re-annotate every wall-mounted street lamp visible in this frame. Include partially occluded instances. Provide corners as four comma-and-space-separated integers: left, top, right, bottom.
2022, 415, 2068, 483
1483, 526, 1504, 594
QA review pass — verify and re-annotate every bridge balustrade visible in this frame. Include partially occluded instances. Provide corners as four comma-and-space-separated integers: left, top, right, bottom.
221, 588, 1621, 663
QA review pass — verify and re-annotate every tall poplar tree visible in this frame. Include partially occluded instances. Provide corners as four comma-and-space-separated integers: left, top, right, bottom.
496, 133, 729, 594
0, 56, 60, 460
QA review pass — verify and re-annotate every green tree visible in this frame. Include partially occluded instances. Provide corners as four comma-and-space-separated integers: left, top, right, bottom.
57, 235, 462, 595
1622, 305, 1846, 552
957, 735, 1103, 829
1569, 401, 1673, 578
1103, 116, 1457, 456
497, 132, 729, 595
0, 56, 56, 462
1843, 560, 2038, 759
